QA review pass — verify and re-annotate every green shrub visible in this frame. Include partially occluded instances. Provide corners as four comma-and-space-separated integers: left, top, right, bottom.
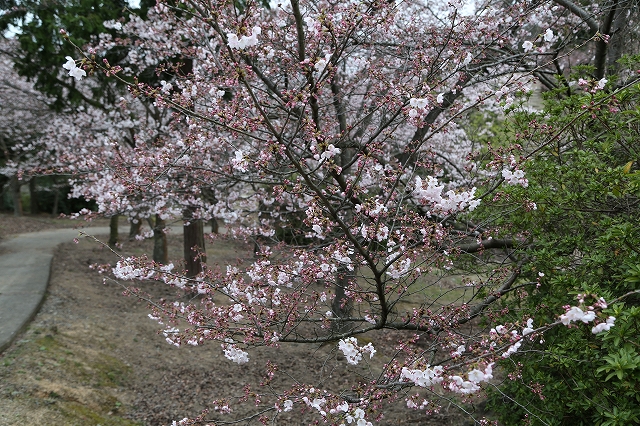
484, 70, 640, 425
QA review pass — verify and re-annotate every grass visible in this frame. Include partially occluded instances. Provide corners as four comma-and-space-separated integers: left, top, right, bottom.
58, 401, 142, 426
356, 260, 490, 316
92, 355, 131, 388
0, 326, 138, 425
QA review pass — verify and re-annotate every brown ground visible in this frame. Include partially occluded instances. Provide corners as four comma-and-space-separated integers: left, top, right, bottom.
0, 214, 479, 426
0, 213, 92, 238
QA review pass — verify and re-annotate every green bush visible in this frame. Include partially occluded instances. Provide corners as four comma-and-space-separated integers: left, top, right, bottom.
484, 72, 640, 425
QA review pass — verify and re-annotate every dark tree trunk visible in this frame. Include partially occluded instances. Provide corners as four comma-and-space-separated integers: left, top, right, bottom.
128, 219, 142, 240
108, 215, 119, 249
29, 178, 38, 214
253, 235, 265, 258
606, 5, 633, 75
210, 217, 219, 234
51, 187, 59, 217
152, 214, 168, 264
183, 207, 206, 278
331, 265, 356, 334
9, 176, 22, 217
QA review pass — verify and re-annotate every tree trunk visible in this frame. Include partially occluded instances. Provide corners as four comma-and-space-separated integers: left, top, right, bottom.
210, 217, 219, 234
330, 115, 356, 334
51, 187, 59, 217
128, 219, 142, 240
183, 207, 206, 278
331, 265, 356, 334
9, 176, 22, 217
152, 214, 168, 264
108, 215, 119, 249
29, 178, 38, 214
606, 6, 631, 75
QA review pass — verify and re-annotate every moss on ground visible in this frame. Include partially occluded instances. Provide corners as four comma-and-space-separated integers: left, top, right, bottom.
58, 401, 142, 426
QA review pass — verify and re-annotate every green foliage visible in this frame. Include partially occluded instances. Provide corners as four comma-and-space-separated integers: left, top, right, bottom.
0, 0, 134, 109
489, 302, 640, 425
485, 72, 640, 425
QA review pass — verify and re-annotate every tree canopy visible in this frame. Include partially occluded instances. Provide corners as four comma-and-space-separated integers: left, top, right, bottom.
2, 0, 640, 424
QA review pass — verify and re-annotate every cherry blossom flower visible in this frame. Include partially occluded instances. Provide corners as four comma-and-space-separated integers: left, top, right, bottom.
596, 78, 608, 90
314, 53, 332, 75
320, 144, 341, 160
222, 343, 249, 364
400, 365, 444, 387
69, 66, 86, 80
543, 28, 555, 42
462, 52, 473, 66
502, 168, 528, 187
409, 97, 428, 109
231, 150, 248, 172
560, 306, 597, 325
345, 407, 373, 426
522, 318, 535, 336
502, 341, 522, 358
160, 80, 173, 93
413, 176, 480, 213
338, 337, 376, 365
62, 56, 86, 81
592, 316, 616, 334
302, 396, 327, 416
62, 56, 76, 71
112, 258, 154, 280
451, 344, 465, 358
227, 26, 261, 50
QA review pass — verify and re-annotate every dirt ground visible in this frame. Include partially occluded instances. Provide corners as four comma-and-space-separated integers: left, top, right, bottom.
0, 213, 89, 238
0, 214, 480, 426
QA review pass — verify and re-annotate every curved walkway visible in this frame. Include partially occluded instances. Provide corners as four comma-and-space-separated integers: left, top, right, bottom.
0, 227, 110, 353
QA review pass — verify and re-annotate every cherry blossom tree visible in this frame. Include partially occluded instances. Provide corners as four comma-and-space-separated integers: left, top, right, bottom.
54, 0, 637, 423
32, 85, 222, 261
0, 39, 55, 215
2, 10, 215, 263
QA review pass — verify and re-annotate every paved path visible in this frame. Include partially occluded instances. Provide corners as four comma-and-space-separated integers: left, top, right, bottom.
0, 227, 110, 353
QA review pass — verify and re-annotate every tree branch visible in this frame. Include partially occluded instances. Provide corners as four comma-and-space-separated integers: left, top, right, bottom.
553, 0, 599, 33
455, 238, 516, 254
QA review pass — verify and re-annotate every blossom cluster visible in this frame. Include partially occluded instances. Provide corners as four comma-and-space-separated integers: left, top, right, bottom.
231, 150, 249, 172
62, 56, 86, 81
400, 365, 444, 387
112, 257, 154, 280
592, 316, 616, 334
448, 363, 494, 394
408, 97, 429, 118
413, 176, 480, 214
315, 144, 341, 161
401, 362, 494, 395
559, 299, 616, 334
576, 77, 608, 93
343, 407, 372, 426
338, 337, 376, 365
501, 168, 528, 187
227, 26, 261, 50
295, 393, 374, 426
486, 319, 537, 359
559, 306, 596, 325
522, 28, 555, 53
222, 342, 250, 364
